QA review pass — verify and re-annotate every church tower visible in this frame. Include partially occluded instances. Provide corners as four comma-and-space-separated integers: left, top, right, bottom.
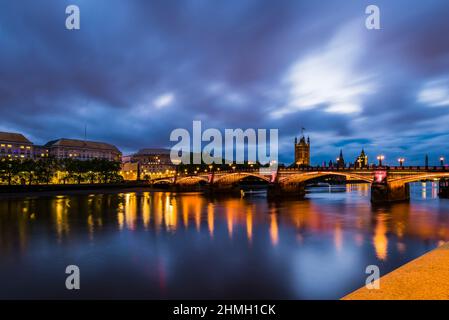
294, 133, 310, 167
337, 149, 345, 168
355, 148, 368, 168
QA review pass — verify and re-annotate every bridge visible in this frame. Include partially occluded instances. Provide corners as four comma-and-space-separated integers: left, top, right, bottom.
151, 166, 449, 203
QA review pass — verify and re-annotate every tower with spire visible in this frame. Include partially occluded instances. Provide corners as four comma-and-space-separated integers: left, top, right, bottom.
337, 149, 345, 168
355, 148, 368, 169
294, 129, 310, 167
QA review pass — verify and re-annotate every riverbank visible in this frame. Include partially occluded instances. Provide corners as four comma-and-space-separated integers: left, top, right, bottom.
343, 242, 449, 300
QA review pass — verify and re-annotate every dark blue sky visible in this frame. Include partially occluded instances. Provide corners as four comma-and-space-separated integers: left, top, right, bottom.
1, 0, 449, 165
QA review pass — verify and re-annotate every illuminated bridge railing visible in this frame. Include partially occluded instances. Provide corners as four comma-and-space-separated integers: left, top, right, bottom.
280, 166, 449, 172
174, 165, 449, 177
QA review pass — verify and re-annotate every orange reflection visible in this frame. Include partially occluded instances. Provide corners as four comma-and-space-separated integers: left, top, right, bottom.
373, 214, 388, 260
87, 214, 94, 238
246, 208, 253, 243
124, 193, 137, 230
54, 197, 70, 240
142, 193, 151, 229
334, 222, 342, 252
269, 213, 279, 246
154, 193, 163, 231
164, 196, 178, 231
207, 203, 214, 237
227, 207, 234, 239
182, 201, 189, 228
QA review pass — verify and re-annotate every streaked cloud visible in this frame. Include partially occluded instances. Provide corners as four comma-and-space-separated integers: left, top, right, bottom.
0, 0, 449, 164
154, 92, 175, 109
418, 78, 449, 107
272, 22, 376, 118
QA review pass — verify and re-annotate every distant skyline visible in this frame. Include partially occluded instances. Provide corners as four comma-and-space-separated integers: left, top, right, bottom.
1, 0, 449, 165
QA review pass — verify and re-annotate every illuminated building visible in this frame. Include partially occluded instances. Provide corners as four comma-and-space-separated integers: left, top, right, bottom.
44, 138, 121, 161
355, 149, 368, 169
0, 131, 33, 159
294, 135, 310, 167
122, 148, 176, 180
33, 145, 49, 159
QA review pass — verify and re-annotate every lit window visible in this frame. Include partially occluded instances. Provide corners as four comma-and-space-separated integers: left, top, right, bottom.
26, 146, 31, 149
7, 145, 12, 148
20, 146, 25, 149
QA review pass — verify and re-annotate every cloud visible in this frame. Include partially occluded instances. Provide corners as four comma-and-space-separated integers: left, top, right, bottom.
271, 22, 377, 118
154, 92, 175, 109
0, 0, 449, 164
418, 78, 449, 107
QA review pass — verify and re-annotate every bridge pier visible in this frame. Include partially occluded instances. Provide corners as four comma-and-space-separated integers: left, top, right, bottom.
267, 182, 306, 200
371, 181, 410, 204
439, 179, 449, 199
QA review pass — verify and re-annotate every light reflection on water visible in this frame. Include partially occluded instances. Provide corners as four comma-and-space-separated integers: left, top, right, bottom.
0, 182, 448, 299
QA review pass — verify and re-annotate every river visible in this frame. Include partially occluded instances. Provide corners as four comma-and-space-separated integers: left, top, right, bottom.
0, 182, 448, 299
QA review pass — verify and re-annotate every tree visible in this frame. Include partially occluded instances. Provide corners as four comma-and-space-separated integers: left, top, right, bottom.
21, 159, 38, 185
0, 159, 22, 185
35, 157, 58, 184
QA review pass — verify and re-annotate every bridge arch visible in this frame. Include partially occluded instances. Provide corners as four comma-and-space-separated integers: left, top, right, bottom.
389, 173, 449, 185
278, 171, 373, 185
213, 172, 271, 185
175, 176, 209, 186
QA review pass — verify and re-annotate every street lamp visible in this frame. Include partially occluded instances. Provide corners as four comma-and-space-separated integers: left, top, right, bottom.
377, 155, 385, 167
398, 158, 405, 167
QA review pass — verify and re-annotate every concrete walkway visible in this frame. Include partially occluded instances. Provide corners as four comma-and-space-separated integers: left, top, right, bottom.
343, 242, 449, 300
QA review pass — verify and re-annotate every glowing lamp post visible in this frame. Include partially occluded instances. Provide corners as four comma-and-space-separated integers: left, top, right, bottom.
377, 155, 385, 167
398, 158, 405, 167
440, 157, 445, 166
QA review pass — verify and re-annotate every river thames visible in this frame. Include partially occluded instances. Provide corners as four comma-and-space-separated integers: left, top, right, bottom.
0, 182, 448, 299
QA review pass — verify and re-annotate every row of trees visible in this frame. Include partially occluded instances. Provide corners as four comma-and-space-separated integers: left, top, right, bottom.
0, 158, 123, 185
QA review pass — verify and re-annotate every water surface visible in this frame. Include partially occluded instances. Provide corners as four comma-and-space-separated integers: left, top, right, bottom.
0, 182, 447, 299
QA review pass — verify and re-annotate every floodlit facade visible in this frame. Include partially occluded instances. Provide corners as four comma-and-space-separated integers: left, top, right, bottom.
44, 138, 121, 161
0, 132, 33, 159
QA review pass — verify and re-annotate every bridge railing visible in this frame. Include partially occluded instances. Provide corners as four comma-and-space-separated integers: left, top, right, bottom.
171, 165, 449, 178
281, 165, 449, 172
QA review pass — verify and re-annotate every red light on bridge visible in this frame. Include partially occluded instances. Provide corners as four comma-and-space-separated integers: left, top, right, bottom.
271, 171, 277, 183
374, 171, 387, 183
